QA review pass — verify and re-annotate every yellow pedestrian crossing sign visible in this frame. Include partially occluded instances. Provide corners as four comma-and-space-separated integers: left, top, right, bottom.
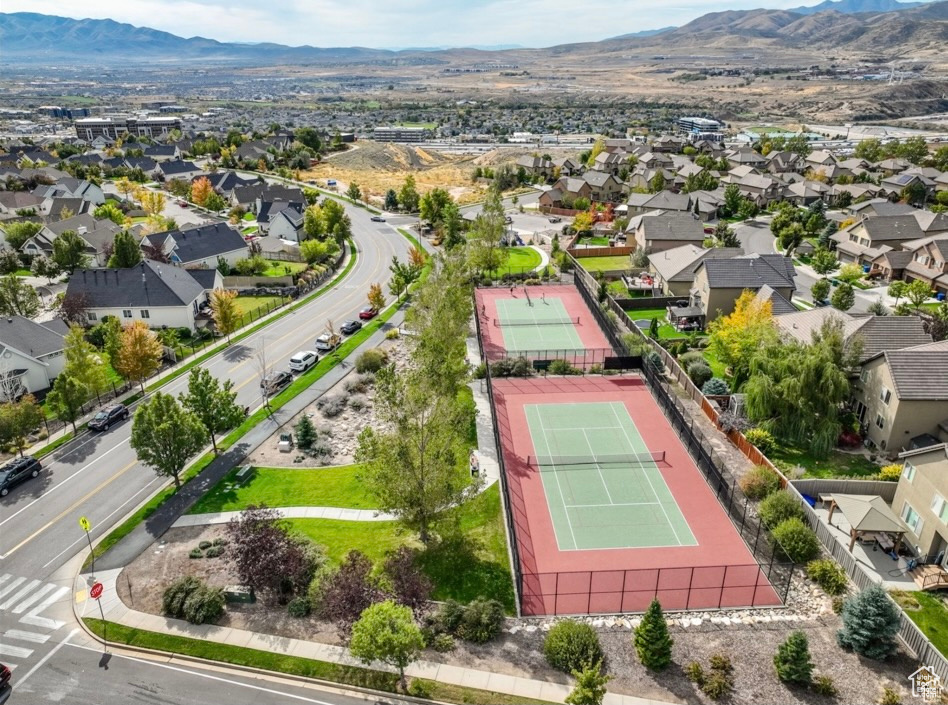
79, 516, 91, 532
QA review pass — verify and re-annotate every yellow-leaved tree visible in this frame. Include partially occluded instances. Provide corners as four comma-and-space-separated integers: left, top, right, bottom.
210, 288, 240, 341
190, 176, 214, 207
138, 190, 166, 217
115, 320, 163, 393
706, 290, 778, 387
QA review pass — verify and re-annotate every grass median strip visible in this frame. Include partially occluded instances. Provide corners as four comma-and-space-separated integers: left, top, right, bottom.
82, 618, 554, 705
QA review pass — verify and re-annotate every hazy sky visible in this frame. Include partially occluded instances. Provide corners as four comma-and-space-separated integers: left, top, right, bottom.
3, 0, 857, 48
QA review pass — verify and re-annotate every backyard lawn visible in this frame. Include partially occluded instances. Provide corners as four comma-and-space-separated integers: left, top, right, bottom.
494, 246, 541, 275
576, 255, 629, 273
189, 465, 376, 514
577, 236, 611, 247
262, 259, 307, 277
234, 295, 289, 323
702, 347, 727, 379
892, 591, 948, 658
768, 444, 881, 479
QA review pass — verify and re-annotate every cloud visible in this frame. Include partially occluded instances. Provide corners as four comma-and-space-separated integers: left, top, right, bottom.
2, 0, 815, 47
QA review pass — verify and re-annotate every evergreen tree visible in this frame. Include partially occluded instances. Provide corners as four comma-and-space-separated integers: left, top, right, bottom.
773, 631, 813, 684
633, 599, 673, 671
837, 585, 900, 660
108, 230, 142, 268
384, 189, 399, 211
295, 415, 316, 449
565, 662, 611, 705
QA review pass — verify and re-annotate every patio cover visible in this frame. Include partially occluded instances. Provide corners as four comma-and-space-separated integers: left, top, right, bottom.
827, 493, 907, 551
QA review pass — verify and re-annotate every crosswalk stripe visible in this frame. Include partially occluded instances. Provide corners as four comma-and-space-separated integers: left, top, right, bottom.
0, 574, 11, 589
11, 583, 57, 614
0, 576, 25, 600
5, 629, 50, 644
0, 579, 39, 610
0, 643, 33, 659
20, 585, 68, 630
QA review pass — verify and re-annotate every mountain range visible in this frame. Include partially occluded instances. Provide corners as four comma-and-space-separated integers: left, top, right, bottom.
1, 2, 946, 64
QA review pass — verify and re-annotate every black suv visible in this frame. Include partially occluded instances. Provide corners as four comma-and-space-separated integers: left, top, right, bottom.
0, 456, 42, 497
261, 371, 292, 396
340, 320, 362, 335
88, 404, 130, 432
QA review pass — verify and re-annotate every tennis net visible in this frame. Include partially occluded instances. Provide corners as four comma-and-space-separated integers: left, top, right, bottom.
493, 316, 580, 327
527, 450, 666, 468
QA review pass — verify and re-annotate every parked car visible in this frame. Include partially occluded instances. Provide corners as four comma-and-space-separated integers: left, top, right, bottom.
88, 404, 130, 432
358, 306, 378, 320
177, 200, 189, 207
548, 216, 561, 223
314, 334, 340, 352
370, 216, 386, 222
0, 663, 11, 688
340, 320, 362, 335
288, 351, 318, 373
0, 456, 42, 497
260, 371, 292, 395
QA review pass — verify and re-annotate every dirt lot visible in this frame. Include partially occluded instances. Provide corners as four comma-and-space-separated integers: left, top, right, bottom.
248, 338, 408, 468
120, 524, 914, 705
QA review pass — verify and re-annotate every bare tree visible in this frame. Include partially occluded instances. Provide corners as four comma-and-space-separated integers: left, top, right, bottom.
254, 337, 274, 414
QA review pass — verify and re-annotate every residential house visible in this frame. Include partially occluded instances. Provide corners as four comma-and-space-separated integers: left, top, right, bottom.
936, 173, 948, 192
257, 200, 305, 234
892, 444, 948, 563
637, 152, 674, 170
552, 157, 582, 177
66, 260, 211, 331
515, 155, 553, 180
627, 167, 677, 192
728, 173, 783, 208
232, 183, 304, 209
648, 244, 743, 297
123, 156, 160, 177
205, 171, 259, 201
582, 171, 624, 203
632, 212, 705, 254
853, 341, 948, 458
42, 197, 92, 220
0, 316, 69, 400
766, 151, 804, 175
0, 192, 45, 215
724, 147, 767, 169
235, 141, 274, 165
33, 178, 105, 206
143, 144, 181, 161
916, 211, 948, 237
875, 158, 912, 174
783, 180, 831, 207
901, 236, 948, 295
832, 215, 926, 265
804, 150, 838, 171
879, 173, 935, 200
690, 254, 796, 322
592, 151, 625, 176
142, 223, 249, 270
268, 205, 306, 242
753, 284, 798, 315
847, 199, 917, 220
21, 214, 122, 266
157, 160, 204, 183
639, 190, 692, 213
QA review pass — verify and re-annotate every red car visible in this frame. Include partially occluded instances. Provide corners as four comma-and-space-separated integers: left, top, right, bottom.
358, 306, 378, 320
0, 663, 10, 689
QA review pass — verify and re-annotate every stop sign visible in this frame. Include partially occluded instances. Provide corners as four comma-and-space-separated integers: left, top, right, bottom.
90, 582, 104, 600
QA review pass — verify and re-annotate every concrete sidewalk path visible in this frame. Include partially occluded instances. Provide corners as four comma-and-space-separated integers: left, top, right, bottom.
82, 568, 669, 705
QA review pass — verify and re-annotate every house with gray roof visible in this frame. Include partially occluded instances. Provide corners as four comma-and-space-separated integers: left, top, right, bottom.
852, 340, 948, 458
142, 222, 248, 270
648, 244, 743, 297
21, 214, 122, 266
158, 160, 204, 182
632, 212, 705, 254
690, 254, 796, 322
640, 190, 692, 213
833, 215, 926, 265
753, 284, 797, 316
516, 155, 553, 180
581, 171, 624, 202
268, 206, 306, 242
65, 260, 210, 331
0, 316, 69, 400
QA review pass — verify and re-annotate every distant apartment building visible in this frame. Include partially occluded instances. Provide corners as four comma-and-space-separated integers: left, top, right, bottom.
37, 106, 90, 119
372, 126, 431, 143
74, 116, 182, 141
676, 116, 725, 138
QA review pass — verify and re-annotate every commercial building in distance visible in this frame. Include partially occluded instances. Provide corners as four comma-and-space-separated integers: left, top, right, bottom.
74, 116, 182, 141
372, 126, 431, 143
676, 116, 726, 141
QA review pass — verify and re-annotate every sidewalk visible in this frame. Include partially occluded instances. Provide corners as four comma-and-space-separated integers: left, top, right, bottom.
95, 303, 404, 572
81, 567, 667, 705
173, 506, 396, 527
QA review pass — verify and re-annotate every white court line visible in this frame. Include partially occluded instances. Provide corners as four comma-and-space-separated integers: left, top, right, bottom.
536, 425, 625, 432
581, 429, 614, 505
14, 628, 78, 690
608, 402, 683, 547
530, 405, 579, 551
565, 502, 660, 508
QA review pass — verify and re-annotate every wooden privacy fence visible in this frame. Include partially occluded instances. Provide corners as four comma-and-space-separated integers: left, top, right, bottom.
568, 245, 635, 257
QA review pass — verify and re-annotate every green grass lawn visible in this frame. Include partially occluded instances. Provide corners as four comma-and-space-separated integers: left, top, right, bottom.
233, 295, 288, 323
702, 347, 727, 379
892, 591, 948, 658
189, 465, 376, 514
492, 246, 542, 276
578, 236, 611, 246
13, 268, 31, 277
288, 486, 515, 611
576, 255, 630, 273
262, 259, 307, 277
242, 212, 255, 222
768, 444, 880, 479
241, 226, 259, 235
607, 280, 630, 299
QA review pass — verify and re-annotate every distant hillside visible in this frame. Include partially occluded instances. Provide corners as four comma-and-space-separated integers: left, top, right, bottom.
788, 0, 924, 15
608, 27, 677, 40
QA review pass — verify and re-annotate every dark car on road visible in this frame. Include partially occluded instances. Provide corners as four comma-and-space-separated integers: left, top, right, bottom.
261, 371, 292, 396
0, 456, 42, 497
88, 404, 130, 432
358, 306, 378, 320
370, 216, 386, 222
340, 319, 362, 335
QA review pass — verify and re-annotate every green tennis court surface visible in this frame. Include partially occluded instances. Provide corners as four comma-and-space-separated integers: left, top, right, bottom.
525, 401, 697, 551
495, 295, 584, 352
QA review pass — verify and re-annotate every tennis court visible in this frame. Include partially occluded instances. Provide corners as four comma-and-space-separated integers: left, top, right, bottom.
495, 295, 584, 352
525, 401, 696, 551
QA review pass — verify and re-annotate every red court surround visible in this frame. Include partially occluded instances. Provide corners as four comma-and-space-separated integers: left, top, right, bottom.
492, 375, 782, 616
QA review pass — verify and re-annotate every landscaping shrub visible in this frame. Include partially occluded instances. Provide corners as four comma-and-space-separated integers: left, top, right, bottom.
758, 490, 805, 528
432, 633, 456, 653
701, 377, 729, 396
548, 359, 582, 376
319, 396, 347, 418
489, 357, 534, 377
383, 546, 432, 614
687, 362, 713, 388
183, 585, 225, 625
385, 329, 400, 340
455, 598, 506, 644
644, 350, 664, 372
679, 351, 705, 369
739, 465, 781, 501
344, 373, 375, 393
832, 596, 845, 614
288, 596, 311, 618
878, 464, 902, 482
565, 662, 610, 705
879, 686, 902, 705
774, 631, 813, 684
212, 538, 227, 546
543, 620, 604, 673
837, 585, 900, 660
162, 576, 202, 618
771, 517, 820, 563
199, 540, 212, 550
188, 548, 203, 559
205, 545, 224, 558
806, 558, 848, 596
744, 428, 776, 454
348, 394, 368, 411
703, 654, 734, 701
430, 600, 466, 635
634, 599, 672, 671
813, 675, 837, 696
355, 348, 388, 374
407, 680, 433, 699
685, 661, 705, 685
295, 415, 316, 449
472, 362, 487, 379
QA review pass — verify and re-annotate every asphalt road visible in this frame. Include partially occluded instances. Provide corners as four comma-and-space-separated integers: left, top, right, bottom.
11, 639, 408, 705
0, 204, 410, 583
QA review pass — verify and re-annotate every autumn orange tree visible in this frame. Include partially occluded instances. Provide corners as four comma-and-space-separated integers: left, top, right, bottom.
706, 290, 778, 387
190, 176, 214, 207
408, 246, 426, 271
210, 288, 240, 341
115, 320, 163, 392
368, 283, 386, 312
